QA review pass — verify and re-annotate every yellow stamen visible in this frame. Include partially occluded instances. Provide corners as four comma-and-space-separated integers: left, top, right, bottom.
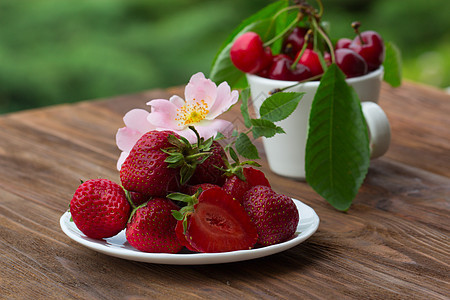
175, 99, 209, 127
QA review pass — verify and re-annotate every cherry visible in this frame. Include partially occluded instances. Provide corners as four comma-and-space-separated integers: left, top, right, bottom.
349, 30, 385, 71
230, 32, 272, 74
297, 49, 323, 77
335, 48, 368, 78
335, 38, 352, 49
267, 54, 311, 81
282, 27, 313, 58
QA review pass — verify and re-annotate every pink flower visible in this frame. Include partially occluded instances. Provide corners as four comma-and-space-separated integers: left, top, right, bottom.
115, 72, 238, 170
147, 72, 239, 143
116, 109, 156, 170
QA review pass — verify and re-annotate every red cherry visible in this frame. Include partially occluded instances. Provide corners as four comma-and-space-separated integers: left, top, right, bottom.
349, 30, 385, 71
282, 27, 313, 58
335, 48, 368, 78
230, 32, 271, 74
267, 54, 312, 81
297, 49, 323, 77
336, 38, 353, 49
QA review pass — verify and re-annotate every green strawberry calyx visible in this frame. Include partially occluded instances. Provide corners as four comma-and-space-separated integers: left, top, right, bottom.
168, 189, 202, 233
162, 126, 215, 185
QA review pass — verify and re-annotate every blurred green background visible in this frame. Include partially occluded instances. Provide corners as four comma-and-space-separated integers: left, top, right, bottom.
1, 0, 449, 114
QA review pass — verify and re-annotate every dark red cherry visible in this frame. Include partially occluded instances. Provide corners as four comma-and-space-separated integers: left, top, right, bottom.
290, 63, 312, 81
336, 38, 352, 49
230, 32, 271, 74
282, 27, 313, 58
267, 54, 311, 81
335, 48, 368, 78
297, 49, 323, 77
349, 30, 385, 71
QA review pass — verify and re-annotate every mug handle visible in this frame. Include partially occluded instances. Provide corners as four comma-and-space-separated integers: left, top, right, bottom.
361, 102, 391, 158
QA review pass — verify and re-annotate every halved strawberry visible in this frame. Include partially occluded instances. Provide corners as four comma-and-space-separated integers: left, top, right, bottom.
185, 187, 258, 253
222, 167, 271, 203
175, 217, 197, 252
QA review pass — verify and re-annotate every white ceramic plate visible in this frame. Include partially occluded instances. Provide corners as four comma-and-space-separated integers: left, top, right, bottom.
60, 199, 319, 265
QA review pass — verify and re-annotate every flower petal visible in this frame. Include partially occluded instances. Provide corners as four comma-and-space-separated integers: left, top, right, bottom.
123, 109, 154, 132
147, 99, 181, 130
116, 127, 144, 152
185, 72, 217, 108
194, 119, 235, 140
117, 151, 129, 171
207, 82, 239, 120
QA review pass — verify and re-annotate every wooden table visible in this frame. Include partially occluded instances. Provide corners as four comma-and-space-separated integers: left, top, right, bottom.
0, 80, 449, 299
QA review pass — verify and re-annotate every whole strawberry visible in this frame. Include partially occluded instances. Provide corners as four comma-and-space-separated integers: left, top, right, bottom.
189, 141, 227, 186
243, 185, 299, 246
120, 130, 181, 197
222, 167, 271, 203
126, 198, 183, 253
70, 179, 131, 239
127, 191, 150, 207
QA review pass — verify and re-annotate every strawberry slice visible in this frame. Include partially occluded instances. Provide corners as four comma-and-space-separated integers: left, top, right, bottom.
185, 187, 258, 253
175, 217, 197, 252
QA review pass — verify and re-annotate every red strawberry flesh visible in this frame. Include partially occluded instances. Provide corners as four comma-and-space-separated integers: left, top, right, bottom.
186, 187, 258, 253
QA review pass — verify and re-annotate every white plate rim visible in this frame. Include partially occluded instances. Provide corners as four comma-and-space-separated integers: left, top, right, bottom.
60, 198, 319, 265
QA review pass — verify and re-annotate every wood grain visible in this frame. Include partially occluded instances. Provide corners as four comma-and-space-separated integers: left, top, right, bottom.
0, 81, 449, 299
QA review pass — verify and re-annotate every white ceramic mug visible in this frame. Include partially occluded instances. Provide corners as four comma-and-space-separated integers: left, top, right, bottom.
246, 67, 390, 180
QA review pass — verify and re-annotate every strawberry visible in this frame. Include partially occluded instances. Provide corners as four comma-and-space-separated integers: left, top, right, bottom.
222, 167, 271, 203
127, 191, 150, 206
70, 179, 131, 239
126, 198, 183, 253
183, 183, 220, 196
175, 217, 197, 252
188, 141, 227, 186
120, 130, 182, 197
242, 185, 299, 246
170, 187, 258, 253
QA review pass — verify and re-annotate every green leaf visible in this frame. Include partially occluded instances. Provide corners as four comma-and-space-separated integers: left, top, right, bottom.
228, 147, 240, 163
209, 0, 288, 87
305, 64, 370, 211
383, 41, 402, 87
250, 118, 285, 139
171, 210, 183, 221
240, 88, 252, 128
235, 133, 260, 159
179, 165, 195, 185
167, 192, 193, 203
260, 92, 304, 122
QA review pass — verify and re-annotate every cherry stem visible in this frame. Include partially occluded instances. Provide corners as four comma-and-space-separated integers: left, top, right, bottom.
312, 17, 335, 63
352, 21, 365, 45
263, 12, 301, 47
313, 0, 324, 17
290, 29, 312, 70
269, 73, 324, 94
